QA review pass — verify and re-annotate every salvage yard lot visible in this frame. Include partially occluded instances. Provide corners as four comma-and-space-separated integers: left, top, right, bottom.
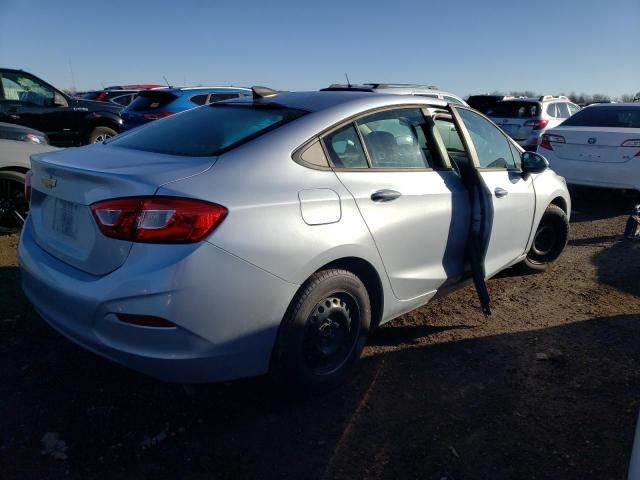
1, 189, 640, 480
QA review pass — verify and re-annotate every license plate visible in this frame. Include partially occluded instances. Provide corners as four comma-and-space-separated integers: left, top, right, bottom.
52, 198, 77, 238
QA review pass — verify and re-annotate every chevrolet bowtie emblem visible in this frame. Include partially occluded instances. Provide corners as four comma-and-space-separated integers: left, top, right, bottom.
42, 175, 57, 189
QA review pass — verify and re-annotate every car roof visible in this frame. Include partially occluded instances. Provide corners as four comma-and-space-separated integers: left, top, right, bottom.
322, 83, 463, 99
222, 90, 448, 113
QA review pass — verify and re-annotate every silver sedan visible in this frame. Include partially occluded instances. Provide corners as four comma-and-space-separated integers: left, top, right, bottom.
19, 89, 570, 390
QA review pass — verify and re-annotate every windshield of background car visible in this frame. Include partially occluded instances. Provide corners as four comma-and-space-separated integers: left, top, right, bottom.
110, 104, 308, 156
488, 101, 541, 118
0, 73, 55, 106
561, 106, 640, 128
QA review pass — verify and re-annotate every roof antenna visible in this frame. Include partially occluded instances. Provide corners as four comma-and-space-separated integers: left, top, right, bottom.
162, 76, 171, 87
345, 72, 351, 88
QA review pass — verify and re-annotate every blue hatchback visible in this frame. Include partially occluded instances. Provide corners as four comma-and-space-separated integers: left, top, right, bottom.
121, 86, 251, 130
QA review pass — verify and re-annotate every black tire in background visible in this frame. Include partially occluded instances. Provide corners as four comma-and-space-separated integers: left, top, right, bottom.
519, 204, 569, 273
0, 170, 27, 234
87, 126, 117, 144
272, 269, 371, 391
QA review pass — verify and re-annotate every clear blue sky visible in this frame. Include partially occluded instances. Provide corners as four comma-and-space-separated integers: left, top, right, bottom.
1, 0, 638, 97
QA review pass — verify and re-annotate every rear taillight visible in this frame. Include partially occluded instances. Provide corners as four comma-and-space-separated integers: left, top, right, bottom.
143, 111, 173, 120
90, 196, 227, 243
96, 92, 108, 102
24, 170, 33, 203
540, 134, 565, 150
524, 119, 549, 130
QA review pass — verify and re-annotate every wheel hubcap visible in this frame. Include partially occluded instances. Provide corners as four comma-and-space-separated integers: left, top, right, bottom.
303, 293, 360, 375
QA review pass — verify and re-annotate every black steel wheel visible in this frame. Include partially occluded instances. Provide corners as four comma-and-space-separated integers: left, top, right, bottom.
519, 204, 569, 273
302, 292, 361, 375
272, 269, 371, 391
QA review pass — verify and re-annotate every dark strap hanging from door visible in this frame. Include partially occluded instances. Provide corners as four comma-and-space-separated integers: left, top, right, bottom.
464, 174, 492, 316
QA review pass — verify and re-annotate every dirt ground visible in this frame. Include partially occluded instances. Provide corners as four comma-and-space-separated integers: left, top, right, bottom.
1, 188, 640, 480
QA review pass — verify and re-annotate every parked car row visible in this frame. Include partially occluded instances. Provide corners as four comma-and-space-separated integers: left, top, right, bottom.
0, 68, 252, 147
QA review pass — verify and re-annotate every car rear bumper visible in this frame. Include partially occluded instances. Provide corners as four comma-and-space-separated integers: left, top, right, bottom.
542, 150, 640, 191
18, 219, 299, 383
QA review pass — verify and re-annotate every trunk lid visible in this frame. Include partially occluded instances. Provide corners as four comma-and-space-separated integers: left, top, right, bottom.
491, 116, 532, 140
549, 126, 640, 163
28, 144, 216, 276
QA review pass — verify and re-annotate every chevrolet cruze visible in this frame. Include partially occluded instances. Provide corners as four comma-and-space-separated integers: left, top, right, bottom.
19, 88, 570, 390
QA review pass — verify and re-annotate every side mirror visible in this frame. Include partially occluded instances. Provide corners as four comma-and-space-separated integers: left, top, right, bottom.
521, 151, 549, 174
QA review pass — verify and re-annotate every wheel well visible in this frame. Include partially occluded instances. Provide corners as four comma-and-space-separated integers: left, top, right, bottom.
550, 196, 567, 213
318, 257, 384, 329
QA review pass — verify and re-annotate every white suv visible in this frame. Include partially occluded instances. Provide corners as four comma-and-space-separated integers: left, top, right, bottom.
488, 96, 580, 151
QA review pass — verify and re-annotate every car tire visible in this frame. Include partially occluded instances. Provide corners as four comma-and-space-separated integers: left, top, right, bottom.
87, 126, 117, 144
272, 269, 371, 391
519, 204, 569, 273
0, 170, 27, 233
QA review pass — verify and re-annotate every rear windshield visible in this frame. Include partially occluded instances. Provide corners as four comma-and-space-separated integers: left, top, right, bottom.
128, 91, 178, 111
488, 101, 541, 118
562, 106, 640, 128
109, 104, 307, 156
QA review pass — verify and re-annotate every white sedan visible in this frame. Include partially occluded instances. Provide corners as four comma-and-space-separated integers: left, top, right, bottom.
539, 103, 640, 191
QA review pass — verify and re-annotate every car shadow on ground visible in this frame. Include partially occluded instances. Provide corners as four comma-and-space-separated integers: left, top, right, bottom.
569, 186, 637, 224
3, 293, 639, 480
591, 238, 640, 297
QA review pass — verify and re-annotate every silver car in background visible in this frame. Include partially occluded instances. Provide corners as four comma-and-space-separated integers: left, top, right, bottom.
19, 89, 570, 390
322, 83, 468, 106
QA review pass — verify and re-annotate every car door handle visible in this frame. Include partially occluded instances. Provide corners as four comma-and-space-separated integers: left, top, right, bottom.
371, 189, 402, 202
494, 187, 509, 198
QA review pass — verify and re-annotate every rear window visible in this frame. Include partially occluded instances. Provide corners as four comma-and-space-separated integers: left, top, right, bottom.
128, 91, 178, 111
488, 101, 541, 118
209, 93, 245, 103
562, 106, 640, 128
109, 104, 307, 156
